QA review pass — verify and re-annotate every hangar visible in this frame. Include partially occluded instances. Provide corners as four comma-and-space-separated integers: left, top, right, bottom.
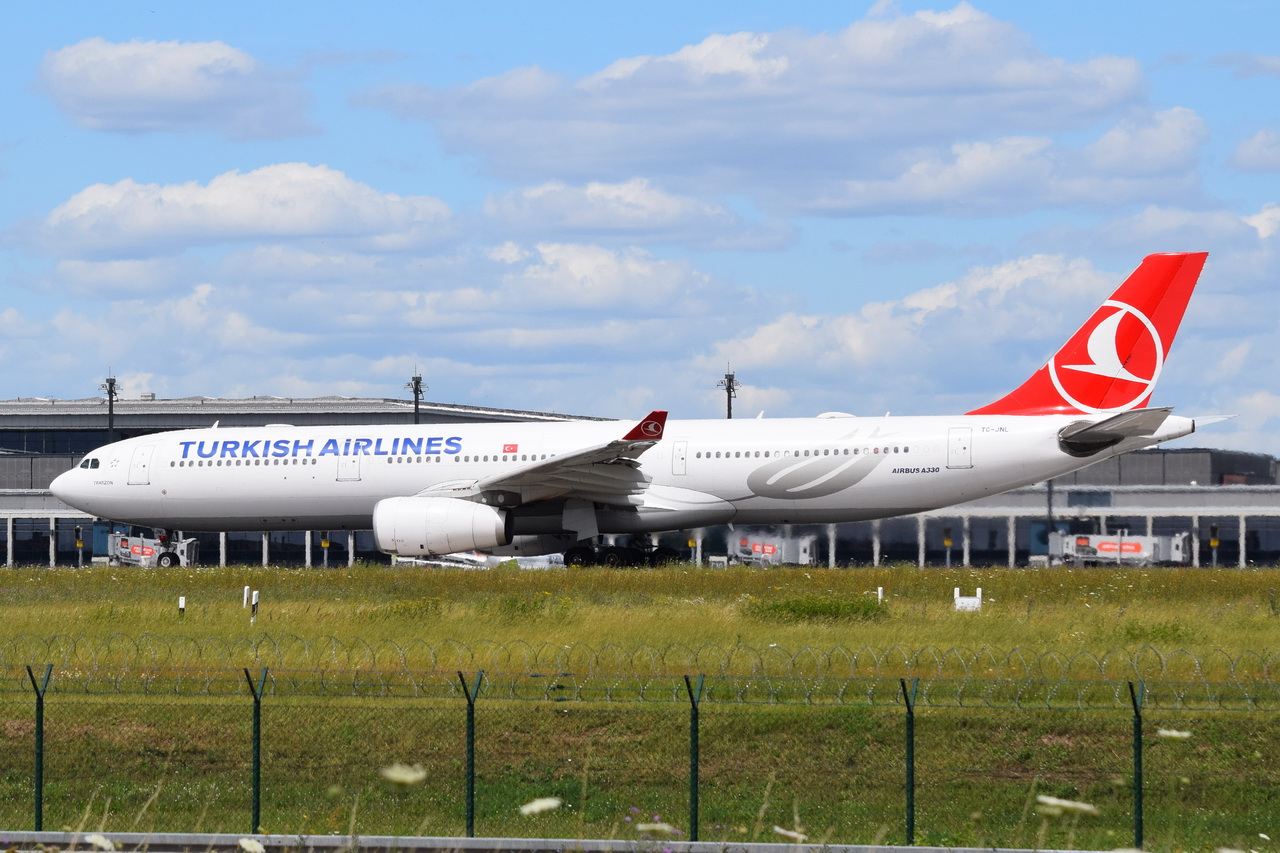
3, 393, 1277, 567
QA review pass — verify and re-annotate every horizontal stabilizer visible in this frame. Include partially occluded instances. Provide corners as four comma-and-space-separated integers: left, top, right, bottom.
1059, 406, 1172, 456
1191, 414, 1237, 429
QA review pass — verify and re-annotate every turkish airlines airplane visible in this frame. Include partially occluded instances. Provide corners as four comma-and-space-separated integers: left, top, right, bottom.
52, 253, 1211, 563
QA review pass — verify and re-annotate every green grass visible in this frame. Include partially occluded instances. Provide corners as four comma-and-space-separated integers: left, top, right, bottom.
2, 563, 1278, 676
2, 562, 1279, 848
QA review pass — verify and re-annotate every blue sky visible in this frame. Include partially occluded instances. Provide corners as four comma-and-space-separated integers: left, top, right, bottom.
3, 1, 1278, 455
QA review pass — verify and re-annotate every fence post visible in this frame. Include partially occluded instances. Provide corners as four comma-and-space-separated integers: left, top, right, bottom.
900, 677, 919, 846
26, 664, 53, 831
684, 674, 705, 841
458, 670, 484, 838
244, 667, 268, 834
1129, 680, 1145, 850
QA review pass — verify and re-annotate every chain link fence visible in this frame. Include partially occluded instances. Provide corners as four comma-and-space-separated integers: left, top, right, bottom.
2, 662, 1277, 848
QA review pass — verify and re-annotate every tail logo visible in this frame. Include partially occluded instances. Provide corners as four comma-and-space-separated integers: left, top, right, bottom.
639, 419, 664, 438
1048, 299, 1163, 414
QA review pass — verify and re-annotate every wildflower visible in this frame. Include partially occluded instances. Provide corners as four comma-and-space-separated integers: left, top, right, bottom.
519, 796, 562, 815
637, 823, 678, 835
84, 834, 115, 851
1034, 795, 1098, 816
773, 826, 808, 842
1157, 729, 1192, 740
238, 840, 266, 853
380, 762, 427, 787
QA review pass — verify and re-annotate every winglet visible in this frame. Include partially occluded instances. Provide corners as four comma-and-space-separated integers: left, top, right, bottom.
622, 410, 668, 441
968, 252, 1208, 415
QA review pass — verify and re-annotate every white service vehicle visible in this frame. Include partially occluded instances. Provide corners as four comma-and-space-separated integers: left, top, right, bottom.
1050, 531, 1190, 566
108, 530, 200, 568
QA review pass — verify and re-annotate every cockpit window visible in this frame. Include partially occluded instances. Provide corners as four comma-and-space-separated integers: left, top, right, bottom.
79, 458, 100, 469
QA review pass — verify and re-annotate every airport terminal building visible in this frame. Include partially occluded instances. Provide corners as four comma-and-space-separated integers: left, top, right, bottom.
3, 394, 1278, 567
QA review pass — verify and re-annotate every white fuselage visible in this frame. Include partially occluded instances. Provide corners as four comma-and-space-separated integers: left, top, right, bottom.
50, 412, 1195, 536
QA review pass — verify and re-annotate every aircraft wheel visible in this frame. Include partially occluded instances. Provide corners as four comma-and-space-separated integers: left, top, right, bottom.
564, 547, 595, 568
649, 546, 680, 566
601, 548, 624, 567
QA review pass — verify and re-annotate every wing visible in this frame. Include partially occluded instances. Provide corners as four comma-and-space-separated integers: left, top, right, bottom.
417, 410, 668, 508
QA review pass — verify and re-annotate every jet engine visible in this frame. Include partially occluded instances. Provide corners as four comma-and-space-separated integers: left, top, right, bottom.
373, 496, 511, 555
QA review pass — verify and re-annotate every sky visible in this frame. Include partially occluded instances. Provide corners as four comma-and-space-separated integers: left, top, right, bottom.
2, 1, 1278, 455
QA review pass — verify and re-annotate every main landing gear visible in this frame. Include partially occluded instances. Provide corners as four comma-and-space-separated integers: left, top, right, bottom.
562, 538, 681, 568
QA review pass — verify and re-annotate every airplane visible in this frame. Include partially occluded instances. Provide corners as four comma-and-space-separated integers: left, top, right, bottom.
52, 252, 1212, 567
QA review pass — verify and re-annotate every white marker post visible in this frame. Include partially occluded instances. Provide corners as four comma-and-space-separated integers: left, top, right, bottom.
243, 585, 251, 608
251, 590, 260, 622
178, 596, 186, 616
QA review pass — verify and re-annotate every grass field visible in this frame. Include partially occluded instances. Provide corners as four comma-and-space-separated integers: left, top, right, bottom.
2, 562, 1279, 848
3, 562, 1279, 671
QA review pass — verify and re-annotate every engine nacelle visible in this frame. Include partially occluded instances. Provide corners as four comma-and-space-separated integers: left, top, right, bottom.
373, 496, 511, 556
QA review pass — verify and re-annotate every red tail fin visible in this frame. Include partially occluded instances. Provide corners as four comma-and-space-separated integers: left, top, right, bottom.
968, 252, 1207, 415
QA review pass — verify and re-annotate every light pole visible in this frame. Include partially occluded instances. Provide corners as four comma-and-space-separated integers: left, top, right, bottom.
405, 373, 425, 425
716, 370, 738, 419
100, 376, 118, 443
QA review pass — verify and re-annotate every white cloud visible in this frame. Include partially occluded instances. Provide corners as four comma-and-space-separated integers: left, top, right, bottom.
0, 307, 41, 338
810, 137, 1056, 215
1244, 203, 1280, 239
46, 284, 314, 378
1213, 52, 1280, 78
807, 108, 1207, 216
483, 178, 790, 248
504, 243, 719, 311
1084, 108, 1207, 175
1083, 205, 1259, 251
1231, 129, 1280, 172
38, 37, 314, 139
358, 3, 1144, 206
582, 32, 789, 88
699, 254, 1111, 407
35, 163, 452, 257
54, 257, 194, 297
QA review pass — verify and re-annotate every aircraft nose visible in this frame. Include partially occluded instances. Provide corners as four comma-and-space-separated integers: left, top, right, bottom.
50, 468, 82, 506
